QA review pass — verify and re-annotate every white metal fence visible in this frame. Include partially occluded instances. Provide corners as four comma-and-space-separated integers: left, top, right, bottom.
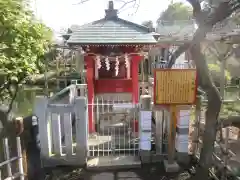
89, 97, 139, 157
0, 137, 24, 180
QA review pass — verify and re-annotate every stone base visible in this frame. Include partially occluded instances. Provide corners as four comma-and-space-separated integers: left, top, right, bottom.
87, 156, 141, 170
164, 160, 179, 172
150, 154, 163, 163
139, 150, 151, 164
176, 152, 190, 165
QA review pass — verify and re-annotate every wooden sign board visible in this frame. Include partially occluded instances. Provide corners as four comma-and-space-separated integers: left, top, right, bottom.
154, 69, 197, 105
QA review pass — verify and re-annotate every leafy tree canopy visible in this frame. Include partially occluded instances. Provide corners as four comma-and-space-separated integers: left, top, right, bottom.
0, 0, 53, 110
157, 2, 192, 23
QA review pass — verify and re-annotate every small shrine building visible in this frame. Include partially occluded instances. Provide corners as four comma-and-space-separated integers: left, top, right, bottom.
66, 1, 158, 133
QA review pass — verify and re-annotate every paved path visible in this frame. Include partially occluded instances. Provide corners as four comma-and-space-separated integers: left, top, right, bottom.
48, 164, 187, 180
84, 167, 172, 180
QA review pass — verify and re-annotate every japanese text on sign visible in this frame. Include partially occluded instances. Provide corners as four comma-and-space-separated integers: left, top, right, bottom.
154, 69, 197, 105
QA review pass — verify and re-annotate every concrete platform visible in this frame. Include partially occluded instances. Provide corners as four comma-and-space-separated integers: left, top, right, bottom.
87, 156, 141, 170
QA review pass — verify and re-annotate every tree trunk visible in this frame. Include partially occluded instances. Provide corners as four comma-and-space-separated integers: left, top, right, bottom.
190, 41, 222, 179
166, 1, 240, 178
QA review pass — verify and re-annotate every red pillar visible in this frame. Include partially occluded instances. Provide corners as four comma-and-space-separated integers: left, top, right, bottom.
131, 54, 142, 133
85, 55, 95, 133
131, 54, 142, 104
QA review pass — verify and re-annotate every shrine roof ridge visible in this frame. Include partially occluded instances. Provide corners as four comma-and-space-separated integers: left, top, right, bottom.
66, 1, 157, 45
67, 18, 157, 45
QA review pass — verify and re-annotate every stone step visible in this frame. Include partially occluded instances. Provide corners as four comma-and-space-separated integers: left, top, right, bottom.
87, 156, 141, 170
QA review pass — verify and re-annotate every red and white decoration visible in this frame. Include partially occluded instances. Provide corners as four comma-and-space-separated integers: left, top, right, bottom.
94, 54, 131, 79
96, 55, 101, 69
125, 54, 129, 69
105, 57, 110, 71
115, 56, 119, 76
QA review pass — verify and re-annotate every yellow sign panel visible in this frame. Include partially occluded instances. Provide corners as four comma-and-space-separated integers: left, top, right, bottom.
154, 69, 197, 105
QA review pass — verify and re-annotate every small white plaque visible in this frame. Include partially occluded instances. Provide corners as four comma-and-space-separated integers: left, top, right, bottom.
178, 109, 191, 126
140, 111, 152, 131
140, 132, 151, 150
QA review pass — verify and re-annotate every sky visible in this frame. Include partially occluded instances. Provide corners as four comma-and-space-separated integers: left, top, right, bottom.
31, 0, 173, 32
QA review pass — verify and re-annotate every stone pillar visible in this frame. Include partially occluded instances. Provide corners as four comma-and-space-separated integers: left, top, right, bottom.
85, 55, 95, 133
74, 97, 88, 165
175, 106, 191, 164
139, 95, 152, 163
153, 108, 166, 162
34, 97, 49, 159
76, 50, 85, 83
76, 51, 84, 73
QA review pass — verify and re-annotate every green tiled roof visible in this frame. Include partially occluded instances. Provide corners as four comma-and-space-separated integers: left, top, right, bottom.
67, 18, 157, 44
67, 1, 157, 45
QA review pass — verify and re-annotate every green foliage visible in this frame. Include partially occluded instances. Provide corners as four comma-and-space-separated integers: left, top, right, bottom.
208, 63, 231, 85
14, 88, 36, 116
157, 2, 193, 23
141, 20, 154, 29
0, 0, 52, 104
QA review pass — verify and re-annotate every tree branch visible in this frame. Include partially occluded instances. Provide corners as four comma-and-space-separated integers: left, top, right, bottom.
186, 0, 202, 20
206, 1, 239, 26
219, 115, 240, 129
167, 43, 190, 68
116, 0, 140, 14
207, 43, 233, 61
116, 0, 136, 10
0, 80, 10, 94
72, 0, 90, 5
166, 0, 239, 68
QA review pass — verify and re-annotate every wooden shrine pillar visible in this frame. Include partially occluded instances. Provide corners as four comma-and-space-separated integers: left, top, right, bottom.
85, 55, 95, 133
131, 54, 142, 104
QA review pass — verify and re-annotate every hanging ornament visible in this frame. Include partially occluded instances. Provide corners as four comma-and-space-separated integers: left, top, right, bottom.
96, 56, 101, 69
105, 56, 110, 71
124, 54, 129, 69
115, 56, 119, 76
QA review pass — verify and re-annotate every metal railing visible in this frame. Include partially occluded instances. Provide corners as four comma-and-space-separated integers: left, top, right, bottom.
0, 137, 24, 180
